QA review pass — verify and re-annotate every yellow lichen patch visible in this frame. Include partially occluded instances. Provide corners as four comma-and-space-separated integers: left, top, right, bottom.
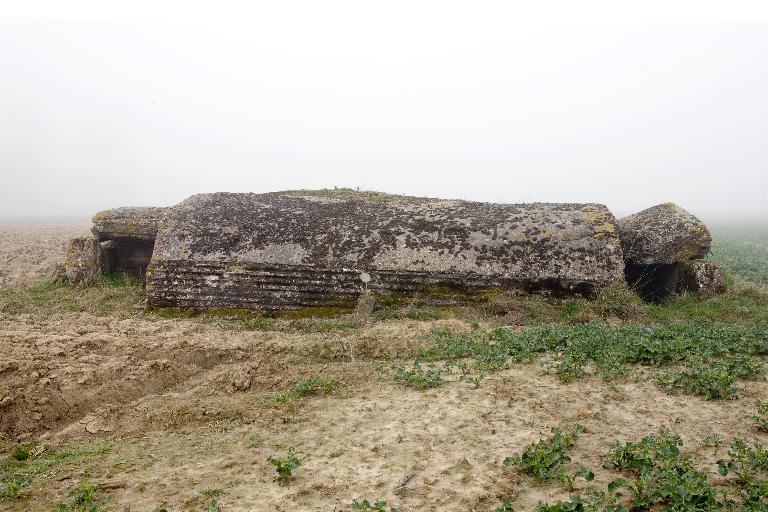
584, 210, 612, 224
594, 223, 616, 233
125, 219, 141, 234
91, 210, 109, 222
688, 224, 709, 235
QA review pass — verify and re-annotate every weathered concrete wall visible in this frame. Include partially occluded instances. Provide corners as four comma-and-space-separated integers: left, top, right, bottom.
618, 202, 711, 265
145, 191, 625, 312
92, 207, 167, 241
64, 237, 99, 286
90, 207, 166, 279
618, 202, 723, 301
677, 260, 727, 299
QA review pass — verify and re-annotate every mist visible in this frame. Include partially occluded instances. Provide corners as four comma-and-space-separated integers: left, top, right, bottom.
1, 2, 767, 222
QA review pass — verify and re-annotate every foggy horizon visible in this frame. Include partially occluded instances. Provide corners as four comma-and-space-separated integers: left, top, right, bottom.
2, 2, 767, 221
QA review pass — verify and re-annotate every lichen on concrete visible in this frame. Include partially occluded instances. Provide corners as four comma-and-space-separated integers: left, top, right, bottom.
618, 202, 711, 265
92, 207, 167, 241
64, 237, 99, 286
145, 190, 626, 312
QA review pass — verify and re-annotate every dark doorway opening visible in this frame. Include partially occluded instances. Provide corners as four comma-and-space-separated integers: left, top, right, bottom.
99, 238, 155, 279
624, 262, 681, 303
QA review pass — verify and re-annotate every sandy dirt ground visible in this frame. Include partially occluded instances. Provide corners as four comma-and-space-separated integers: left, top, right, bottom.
1, 222, 766, 511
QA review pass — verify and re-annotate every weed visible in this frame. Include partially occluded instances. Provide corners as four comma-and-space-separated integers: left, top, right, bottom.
199, 488, 223, 498
458, 372, 485, 388
310, 341, 336, 360
272, 376, 346, 403
10, 445, 31, 461
603, 429, 719, 511
509, 426, 768, 512
655, 355, 764, 399
405, 308, 441, 321
0, 473, 30, 499
1, 444, 109, 501
491, 497, 515, 511
702, 434, 724, 448
503, 425, 586, 486
0, 272, 144, 316
717, 438, 768, 486
343, 499, 398, 511
292, 319, 360, 333
267, 447, 302, 485
57, 479, 107, 512
602, 428, 683, 473
246, 435, 264, 448
392, 361, 443, 390
537, 488, 624, 512
124, 503, 218, 512
412, 321, 768, 396
560, 467, 596, 493
241, 317, 275, 331
749, 400, 768, 432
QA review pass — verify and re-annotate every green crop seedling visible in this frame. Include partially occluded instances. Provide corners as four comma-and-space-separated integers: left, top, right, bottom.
267, 447, 302, 485
503, 425, 588, 489
749, 400, 768, 432
343, 498, 397, 511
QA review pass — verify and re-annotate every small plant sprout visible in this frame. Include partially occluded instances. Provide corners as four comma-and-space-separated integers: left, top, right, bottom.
246, 435, 264, 448
503, 425, 588, 489
491, 497, 515, 512
199, 488, 223, 498
345, 499, 397, 511
749, 400, 768, 432
272, 376, 346, 403
57, 479, 107, 512
392, 360, 443, 390
267, 447, 302, 485
702, 434, 724, 448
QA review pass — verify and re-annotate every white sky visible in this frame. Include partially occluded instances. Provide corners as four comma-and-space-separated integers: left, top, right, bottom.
1, 1, 767, 220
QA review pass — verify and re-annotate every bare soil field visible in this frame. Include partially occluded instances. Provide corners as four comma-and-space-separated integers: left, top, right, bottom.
1, 221, 767, 511
0, 219, 90, 289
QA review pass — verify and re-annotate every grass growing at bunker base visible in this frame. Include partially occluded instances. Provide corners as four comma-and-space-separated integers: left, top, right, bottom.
0, 272, 144, 316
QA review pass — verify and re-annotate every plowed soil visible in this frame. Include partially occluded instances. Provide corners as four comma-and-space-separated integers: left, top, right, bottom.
1, 220, 766, 511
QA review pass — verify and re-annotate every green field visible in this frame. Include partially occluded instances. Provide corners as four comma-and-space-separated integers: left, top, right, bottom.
711, 222, 768, 286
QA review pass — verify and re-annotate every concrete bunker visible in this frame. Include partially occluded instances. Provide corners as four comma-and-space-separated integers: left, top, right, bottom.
90, 207, 167, 280
143, 191, 627, 312
64, 193, 726, 307
618, 203, 724, 302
